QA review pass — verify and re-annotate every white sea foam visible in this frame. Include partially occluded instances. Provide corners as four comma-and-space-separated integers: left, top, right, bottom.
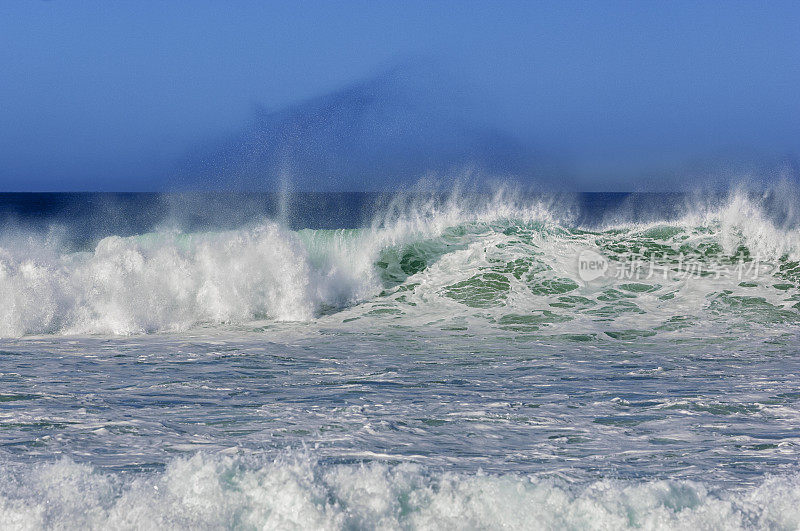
0, 453, 798, 530
0, 224, 329, 336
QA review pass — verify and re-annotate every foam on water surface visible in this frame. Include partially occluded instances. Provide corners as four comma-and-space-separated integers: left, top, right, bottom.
2, 452, 800, 530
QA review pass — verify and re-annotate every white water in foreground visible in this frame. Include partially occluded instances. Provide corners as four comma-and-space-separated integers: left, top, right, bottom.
2, 453, 799, 530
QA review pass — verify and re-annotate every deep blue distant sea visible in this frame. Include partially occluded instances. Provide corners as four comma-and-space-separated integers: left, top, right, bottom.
1, 189, 799, 529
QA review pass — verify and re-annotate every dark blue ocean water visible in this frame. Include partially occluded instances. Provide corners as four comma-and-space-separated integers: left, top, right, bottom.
0, 191, 693, 234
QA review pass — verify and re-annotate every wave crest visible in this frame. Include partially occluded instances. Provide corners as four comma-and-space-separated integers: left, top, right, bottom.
1, 187, 799, 337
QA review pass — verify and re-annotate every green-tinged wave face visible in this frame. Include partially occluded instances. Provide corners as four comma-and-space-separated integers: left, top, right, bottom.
340, 214, 800, 339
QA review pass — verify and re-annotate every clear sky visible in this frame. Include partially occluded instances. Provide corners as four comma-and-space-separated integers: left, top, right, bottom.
1, 1, 799, 190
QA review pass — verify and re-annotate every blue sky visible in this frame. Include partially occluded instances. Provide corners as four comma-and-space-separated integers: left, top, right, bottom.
1, 1, 799, 190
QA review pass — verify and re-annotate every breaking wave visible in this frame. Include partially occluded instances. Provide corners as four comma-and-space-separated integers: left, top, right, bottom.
0, 188, 799, 337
